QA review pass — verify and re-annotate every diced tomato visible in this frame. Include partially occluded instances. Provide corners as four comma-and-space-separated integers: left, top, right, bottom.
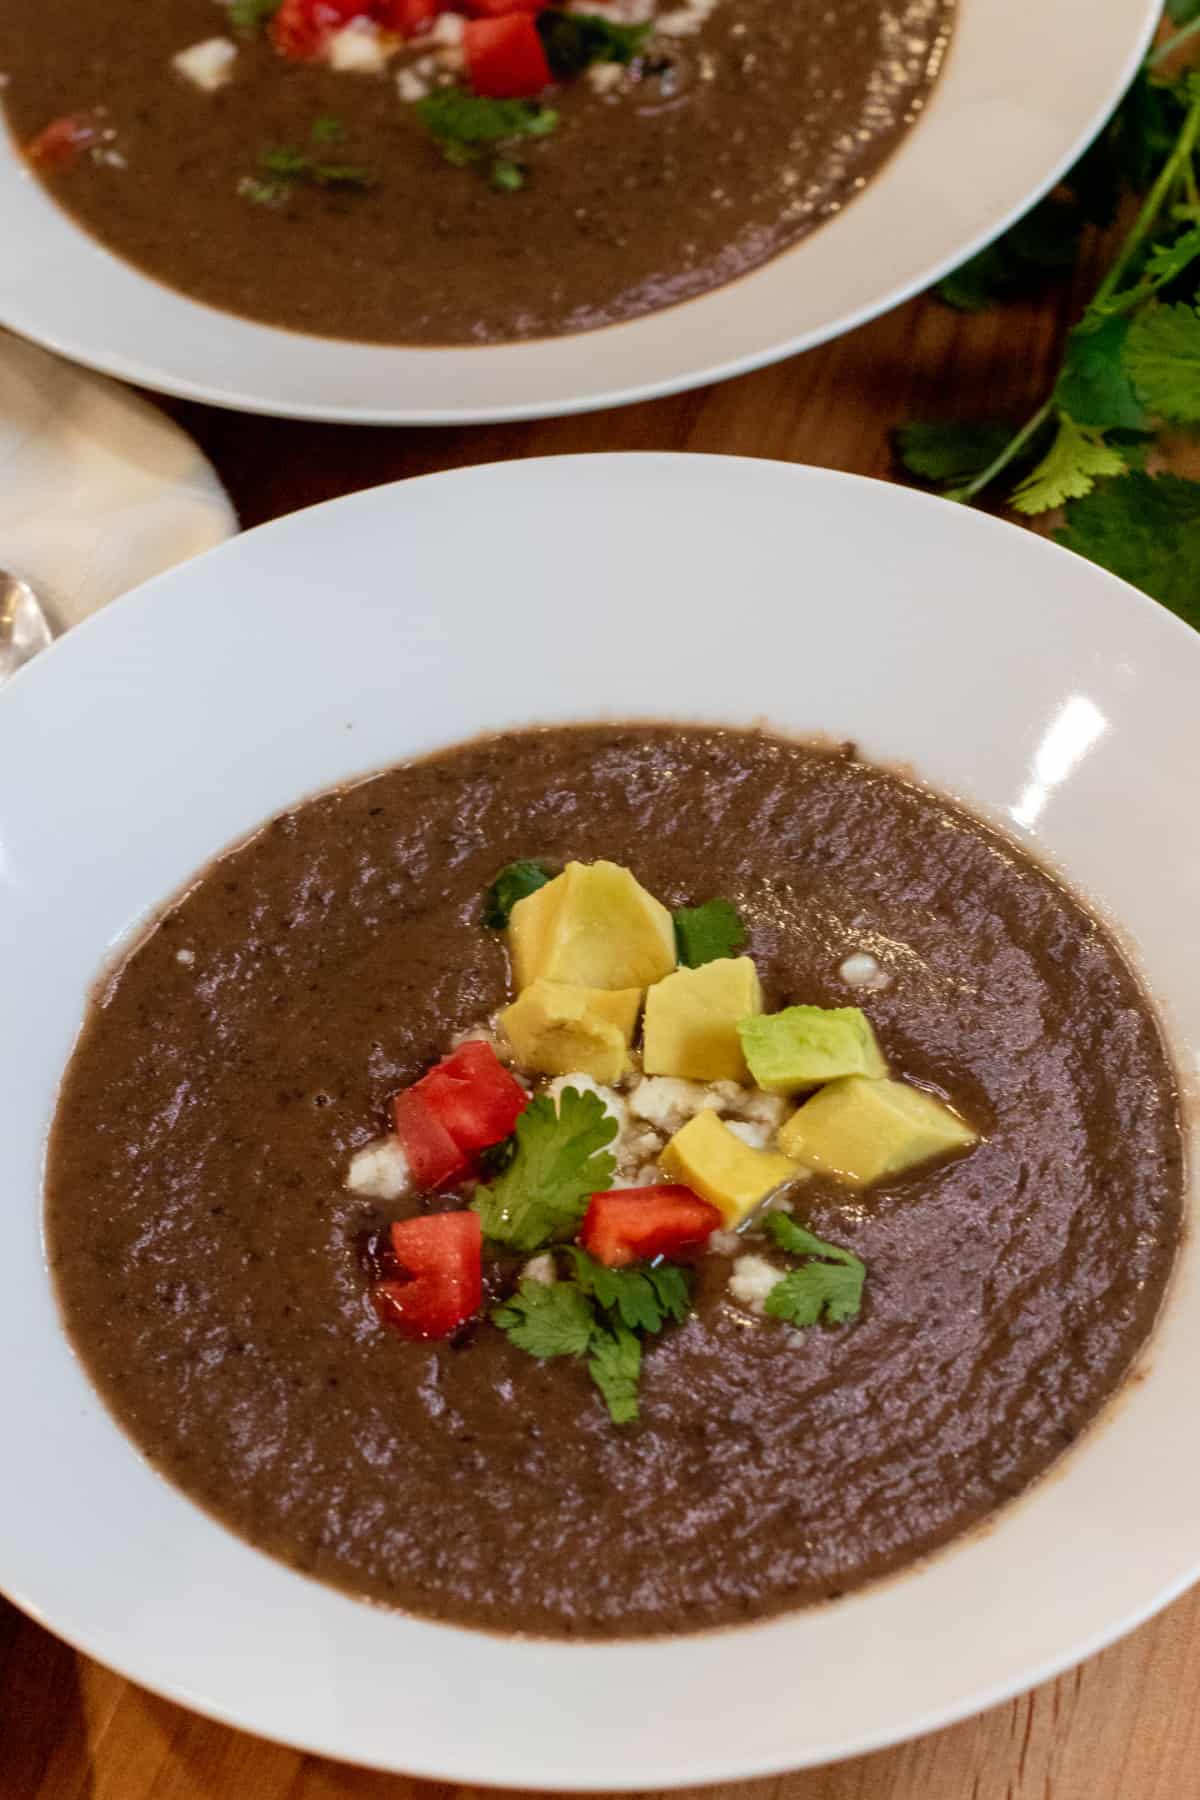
467, 0, 545, 17
373, 1211, 482, 1339
580, 1186, 722, 1270
464, 14, 551, 97
393, 1088, 470, 1189
25, 114, 101, 171
412, 1041, 528, 1157
372, 0, 438, 33
271, 0, 368, 58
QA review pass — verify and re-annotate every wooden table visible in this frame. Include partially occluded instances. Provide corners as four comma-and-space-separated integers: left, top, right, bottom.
6, 270, 1198, 1799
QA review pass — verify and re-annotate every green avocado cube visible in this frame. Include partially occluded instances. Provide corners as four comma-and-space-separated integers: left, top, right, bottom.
777, 1075, 977, 1186
737, 1005, 887, 1096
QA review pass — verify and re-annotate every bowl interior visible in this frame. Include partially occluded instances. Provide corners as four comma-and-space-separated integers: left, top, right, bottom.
0, 0, 1159, 422
0, 454, 1197, 1785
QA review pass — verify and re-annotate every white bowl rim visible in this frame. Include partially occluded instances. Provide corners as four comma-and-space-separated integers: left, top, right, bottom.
1, 453, 1198, 1787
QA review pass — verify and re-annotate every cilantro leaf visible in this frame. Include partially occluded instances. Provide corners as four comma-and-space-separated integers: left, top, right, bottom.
536, 9, 649, 79
1056, 471, 1200, 624
568, 1249, 691, 1332
1009, 417, 1126, 516
1168, 0, 1200, 23
673, 899, 745, 968
490, 157, 525, 192
893, 420, 1014, 485
415, 90, 559, 166
1140, 224, 1200, 290
483, 859, 552, 928
473, 1087, 617, 1252
764, 1261, 865, 1328
228, 0, 281, 31
1054, 317, 1147, 431
1123, 301, 1200, 421
493, 1278, 596, 1357
587, 1323, 642, 1424
764, 1213, 865, 1327
310, 115, 345, 145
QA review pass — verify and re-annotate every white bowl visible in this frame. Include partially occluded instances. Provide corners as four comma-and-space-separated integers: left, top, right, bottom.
1, 454, 1197, 1784
0, 0, 1158, 423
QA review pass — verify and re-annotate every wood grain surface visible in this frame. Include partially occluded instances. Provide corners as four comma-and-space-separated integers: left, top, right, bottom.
6, 261, 1197, 1800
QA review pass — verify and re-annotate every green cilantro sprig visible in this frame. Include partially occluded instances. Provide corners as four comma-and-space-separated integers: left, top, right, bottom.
493, 1250, 693, 1422
483, 859, 553, 928
414, 89, 558, 191
239, 122, 376, 207
762, 1214, 866, 1329
228, 0, 282, 33
673, 898, 746, 968
473, 1086, 616, 1252
536, 10, 650, 79
896, 43, 1200, 625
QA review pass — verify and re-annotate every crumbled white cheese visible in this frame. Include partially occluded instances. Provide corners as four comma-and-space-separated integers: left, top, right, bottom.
727, 1086, 790, 1130
396, 65, 431, 102
345, 1137, 412, 1201
172, 37, 238, 91
839, 951, 891, 991
429, 11, 464, 44
328, 17, 390, 72
655, 0, 719, 34
709, 1228, 743, 1256
587, 61, 625, 94
724, 1119, 773, 1151
546, 1073, 629, 1135
521, 1253, 557, 1285
175, 947, 195, 966
728, 1254, 783, 1315
628, 1076, 723, 1134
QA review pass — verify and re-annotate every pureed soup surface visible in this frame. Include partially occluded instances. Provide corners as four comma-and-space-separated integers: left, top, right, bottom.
0, 0, 952, 345
46, 726, 1182, 1637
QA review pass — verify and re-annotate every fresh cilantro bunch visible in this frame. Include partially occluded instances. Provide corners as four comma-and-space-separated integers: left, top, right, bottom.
762, 1215, 866, 1328
897, 28, 1200, 627
473, 1085, 617, 1252
493, 1250, 691, 1422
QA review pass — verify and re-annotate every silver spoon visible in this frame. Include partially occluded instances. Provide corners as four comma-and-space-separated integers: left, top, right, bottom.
0, 569, 53, 683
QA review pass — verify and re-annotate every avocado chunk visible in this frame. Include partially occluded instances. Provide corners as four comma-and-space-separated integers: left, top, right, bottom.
660, 1108, 798, 1227
508, 860, 676, 993
501, 979, 642, 1084
777, 1075, 976, 1186
643, 956, 763, 1083
738, 1004, 887, 1096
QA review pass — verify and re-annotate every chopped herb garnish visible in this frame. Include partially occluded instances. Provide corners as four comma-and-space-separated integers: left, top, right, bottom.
238, 136, 378, 208
483, 859, 553, 928
414, 88, 559, 177
228, 0, 282, 33
473, 1085, 616, 1252
586, 1323, 642, 1425
567, 1248, 691, 1333
673, 898, 746, 968
492, 1277, 596, 1357
536, 9, 650, 79
490, 157, 525, 192
310, 114, 346, 145
763, 1213, 866, 1328
493, 1248, 690, 1423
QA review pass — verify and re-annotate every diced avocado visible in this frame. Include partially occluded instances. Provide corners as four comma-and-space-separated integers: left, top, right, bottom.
738, 1005, 887, 1096
508, 860, 676, 993
643, 956, 763, 1083
501, 979, 642, 1084
660, 1108, 798, 1227
776, 1075, 976, 1186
